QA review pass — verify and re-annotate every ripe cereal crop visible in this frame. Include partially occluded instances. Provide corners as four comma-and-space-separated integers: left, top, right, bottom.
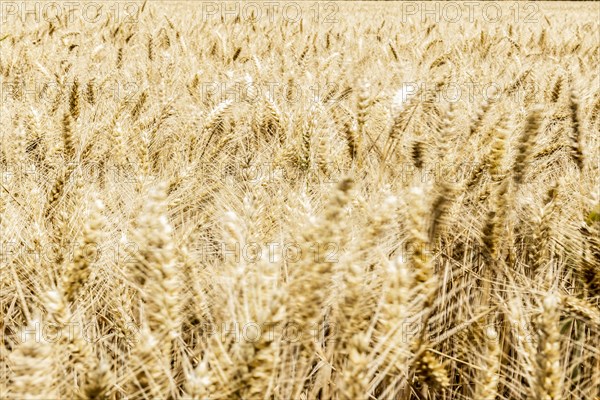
1, 1, 599, 399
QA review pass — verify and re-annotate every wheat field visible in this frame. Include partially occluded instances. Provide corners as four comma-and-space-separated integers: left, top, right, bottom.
1, 1, 599, 399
